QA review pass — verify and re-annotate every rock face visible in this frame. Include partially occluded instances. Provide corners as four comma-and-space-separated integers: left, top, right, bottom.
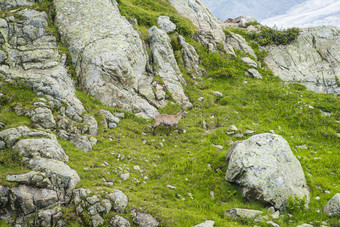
54, 0, 160, 118
0, 8, 85, 121
157, 16, 176, 33
179, 35, 204, 79
169, 0, 225, 46
324, 193, 340, 216
225, 133, 310, 210
149, 26, 192, 108
265, 26, 340, 95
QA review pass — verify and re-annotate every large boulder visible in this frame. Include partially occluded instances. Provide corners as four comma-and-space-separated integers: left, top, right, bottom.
54, 0, 159, 118
149, 26, 192, 108
12, 138, 68, 162
324, 193, 340, 216
0, 9, 85, 121
265, 26, 340, 95
225, 133, 310, 210
131, 209, 159, 227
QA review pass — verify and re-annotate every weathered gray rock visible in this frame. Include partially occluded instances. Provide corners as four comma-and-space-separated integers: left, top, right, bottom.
226, 33, 257, 59
265, 26, 340, 95
0, 126, 54, 148
248, 68, 263, 79
241, 57, 258, 69
296, 224, 313, 227
149, 26, 192, 108
110, 215, 131, 227
323, 193, 340, 216
11, 185, 58, 215
0, 0, 35, 11
13, 138, 68, 162
225, 208, 262, 220
108, 190, 128, 213
131, 209, 159, 227
83, 115, 98, 136
69, 134, 93, 152
169, 0, 225, 51
179, 35, 204, 79
91, 214, 104, 227
26, 157, 80, 192
54, 0, 159, 118
225, 133, 310, 210
99, 109, 120, 129
157, 16, 176, 33
35, 207, 62, 227
0, 9, 85, 120
193, 220, 215, 227
231, 16, 257, 28
0, 186, 9, 208
6, 171, 49, 188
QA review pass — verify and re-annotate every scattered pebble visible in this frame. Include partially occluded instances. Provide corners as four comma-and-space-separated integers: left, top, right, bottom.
198, 97, 205, 102
120, 173, 130, 181
213, 144, 223, 150
167, 185, 176, 190
134, 165, 141, 171
315, 196, 320, 200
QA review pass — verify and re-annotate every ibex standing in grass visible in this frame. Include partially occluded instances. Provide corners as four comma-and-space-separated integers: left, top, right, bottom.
152, 107, 187, 136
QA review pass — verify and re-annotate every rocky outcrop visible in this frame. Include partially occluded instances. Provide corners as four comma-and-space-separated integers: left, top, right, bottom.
0, 126, 80, 225
324, 193, 340, 216
0, 0, 35, 10
149, 26, 192, 108
72, 189, 131, 227
179, 35, 204, 79
265, 26, 340, 95
169, 0, 225, 48
54, 0, 161, 118
226, 33, 257, 59
225, 133, 310, 210
0, 8, 85, 121
157, 16, 176, 33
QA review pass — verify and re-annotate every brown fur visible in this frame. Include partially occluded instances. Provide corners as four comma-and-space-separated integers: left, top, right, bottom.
152, 110, 187, 136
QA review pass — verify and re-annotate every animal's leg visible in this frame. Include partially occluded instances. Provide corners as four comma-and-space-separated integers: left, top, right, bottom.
153, 125, 158, 136
167, 126, 172, 136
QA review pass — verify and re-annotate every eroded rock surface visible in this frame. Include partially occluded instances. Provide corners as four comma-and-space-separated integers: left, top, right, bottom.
225, 133, 310, 210
265, 26, 340, 95
54, 0, 160, 118
149, 26, 192, 108
0, 8, 85, 121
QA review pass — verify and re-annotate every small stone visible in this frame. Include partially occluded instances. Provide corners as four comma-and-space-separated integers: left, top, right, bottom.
214, 91, 223, 97
87, 195, 100, 205
183, 129, 186, 134
296, 224, 313, 227
271, 210, 280, 219
110, 215, 131, 227
210, 191, 215, 200
198, 97, 205, 102
120, 173, 130, 181
213, 144, 223, 150
105, 182, 114, 187
270, 130, 275, 134
167, 185, 176, 190
297, 145, 308, 149
315, 196, 320, 200
267, 221, 280, 227
244, 129, 256, 135
233, 133, 244, 138
134, 165, 141, 171
228, 125, 238, 131
193, 220, 215, 227
267, 206, 275, 214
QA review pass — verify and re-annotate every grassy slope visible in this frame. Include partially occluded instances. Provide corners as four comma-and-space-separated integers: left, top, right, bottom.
0, 0, 339, 226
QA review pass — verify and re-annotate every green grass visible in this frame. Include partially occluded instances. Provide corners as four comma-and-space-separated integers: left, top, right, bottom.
0, 1, 339, 227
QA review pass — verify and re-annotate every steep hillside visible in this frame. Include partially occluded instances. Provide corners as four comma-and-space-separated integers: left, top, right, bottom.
0, 0, 339, 227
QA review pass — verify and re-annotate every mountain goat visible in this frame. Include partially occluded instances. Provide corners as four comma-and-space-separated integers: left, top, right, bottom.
152, 107, 187, 136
